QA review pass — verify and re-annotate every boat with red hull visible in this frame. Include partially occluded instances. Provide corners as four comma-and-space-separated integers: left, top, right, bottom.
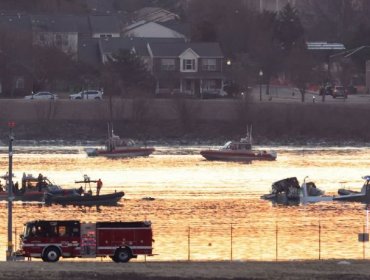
86, 146, 155, 158
85, 123, 155, 158
200, 127, 277, 162
200, 146, 276, 161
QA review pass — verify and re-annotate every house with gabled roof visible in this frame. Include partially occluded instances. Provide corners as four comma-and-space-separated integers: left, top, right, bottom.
147, 42, 226, 97
122, 20, 187, 39
78, 35, 225, 98
97, 37, 185, 68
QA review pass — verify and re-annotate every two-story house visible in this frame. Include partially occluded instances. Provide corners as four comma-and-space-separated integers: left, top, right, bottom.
148, 42, 226, 97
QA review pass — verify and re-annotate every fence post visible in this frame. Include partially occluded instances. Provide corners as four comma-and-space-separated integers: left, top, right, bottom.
230, 224, 233, 261
14, 228, 16, 252
188, 226, 190, 261
319, 221, 321, 260
364, 224, 366, 260
275, 221, 278, 261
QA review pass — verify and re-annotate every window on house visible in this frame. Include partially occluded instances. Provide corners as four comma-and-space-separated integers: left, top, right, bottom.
183, 59, 195, 71
39, 34, 45, 42
161, 59, 175, 71
202, 59, 217, 71
15, 77, 25, 89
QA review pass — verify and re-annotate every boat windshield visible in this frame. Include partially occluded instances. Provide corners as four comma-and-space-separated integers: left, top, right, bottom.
23, 176, 60, 191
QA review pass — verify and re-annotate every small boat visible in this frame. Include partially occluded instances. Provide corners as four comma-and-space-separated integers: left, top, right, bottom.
334, 176, 370, 204
261, 176, 333, 205
200, 126, 276, 162
0, 173, 78, 202
44, 175, 124, 206
44, 191, 124, 206
85, 123, 154, 158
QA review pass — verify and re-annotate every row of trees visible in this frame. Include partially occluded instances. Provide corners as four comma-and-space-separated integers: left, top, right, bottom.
0, 25, 153, 98
186, 0, 370, 101
186, 1, 314, 100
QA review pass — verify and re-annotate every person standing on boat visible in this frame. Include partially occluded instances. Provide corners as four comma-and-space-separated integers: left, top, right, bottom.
37, 173, 43, 192
96, 179, 103, 196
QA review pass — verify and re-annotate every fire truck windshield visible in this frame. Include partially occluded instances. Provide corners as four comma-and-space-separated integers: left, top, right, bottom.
23, 222, 35, 238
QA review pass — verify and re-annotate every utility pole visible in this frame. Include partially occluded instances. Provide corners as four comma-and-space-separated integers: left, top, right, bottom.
6, 121, 15, 261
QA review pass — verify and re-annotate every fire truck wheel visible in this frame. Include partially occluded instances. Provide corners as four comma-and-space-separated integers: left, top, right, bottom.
114, 248, 131, 263
43, 247, 61, 262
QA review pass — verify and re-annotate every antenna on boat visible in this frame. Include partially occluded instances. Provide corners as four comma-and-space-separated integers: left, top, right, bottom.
246, 124, 253, 145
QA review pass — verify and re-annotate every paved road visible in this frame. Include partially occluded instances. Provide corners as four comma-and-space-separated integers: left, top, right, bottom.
250, 85, 370, 104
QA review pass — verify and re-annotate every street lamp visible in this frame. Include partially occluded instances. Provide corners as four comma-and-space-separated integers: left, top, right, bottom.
259, 70, 263, 102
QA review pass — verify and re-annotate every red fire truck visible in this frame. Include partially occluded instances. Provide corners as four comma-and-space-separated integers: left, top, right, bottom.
18, 220, 153, 262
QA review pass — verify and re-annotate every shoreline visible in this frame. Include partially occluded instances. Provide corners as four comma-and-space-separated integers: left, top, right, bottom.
1, 137, 370, 148
0, 260, 369, 279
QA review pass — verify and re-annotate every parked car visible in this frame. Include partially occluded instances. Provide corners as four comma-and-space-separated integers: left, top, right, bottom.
24, 91, 58, 100
332, 86, 347, 98
69, 90, 103, 100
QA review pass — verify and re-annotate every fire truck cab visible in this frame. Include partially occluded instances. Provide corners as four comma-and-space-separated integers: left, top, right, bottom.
19, 220, 153, 262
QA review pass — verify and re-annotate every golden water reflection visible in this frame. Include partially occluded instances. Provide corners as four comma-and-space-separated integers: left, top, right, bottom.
0, 145, 369, 261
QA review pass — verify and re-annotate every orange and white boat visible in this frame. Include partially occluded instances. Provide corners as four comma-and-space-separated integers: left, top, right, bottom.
200, 127, 276, 162
85, 123, 154, 158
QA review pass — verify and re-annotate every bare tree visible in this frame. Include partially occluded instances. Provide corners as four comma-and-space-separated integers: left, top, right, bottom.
32, 45, 79, 90
101, 49, 155, 98
287, 47, 314, 102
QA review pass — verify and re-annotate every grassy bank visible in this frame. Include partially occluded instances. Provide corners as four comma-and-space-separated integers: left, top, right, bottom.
0, 260, 369, 280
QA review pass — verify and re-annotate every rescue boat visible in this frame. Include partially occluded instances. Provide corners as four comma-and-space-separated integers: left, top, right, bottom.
44, 175, 124, 206
44, 191, 124, 206
200, 127, 276, 162
85, 123, 154, 158
0, 173, 78, 202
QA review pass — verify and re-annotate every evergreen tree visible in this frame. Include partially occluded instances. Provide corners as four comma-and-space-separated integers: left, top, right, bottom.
101, 49, 155, 98
276, 3, 305, 53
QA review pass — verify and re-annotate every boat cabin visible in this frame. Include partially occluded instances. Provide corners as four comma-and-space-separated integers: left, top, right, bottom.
21, 174, 61, 193
106, 134, 136, 151
221, 141, 252, 151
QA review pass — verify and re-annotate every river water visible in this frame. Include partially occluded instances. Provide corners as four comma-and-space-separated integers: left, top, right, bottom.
0, 144, 369, 261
